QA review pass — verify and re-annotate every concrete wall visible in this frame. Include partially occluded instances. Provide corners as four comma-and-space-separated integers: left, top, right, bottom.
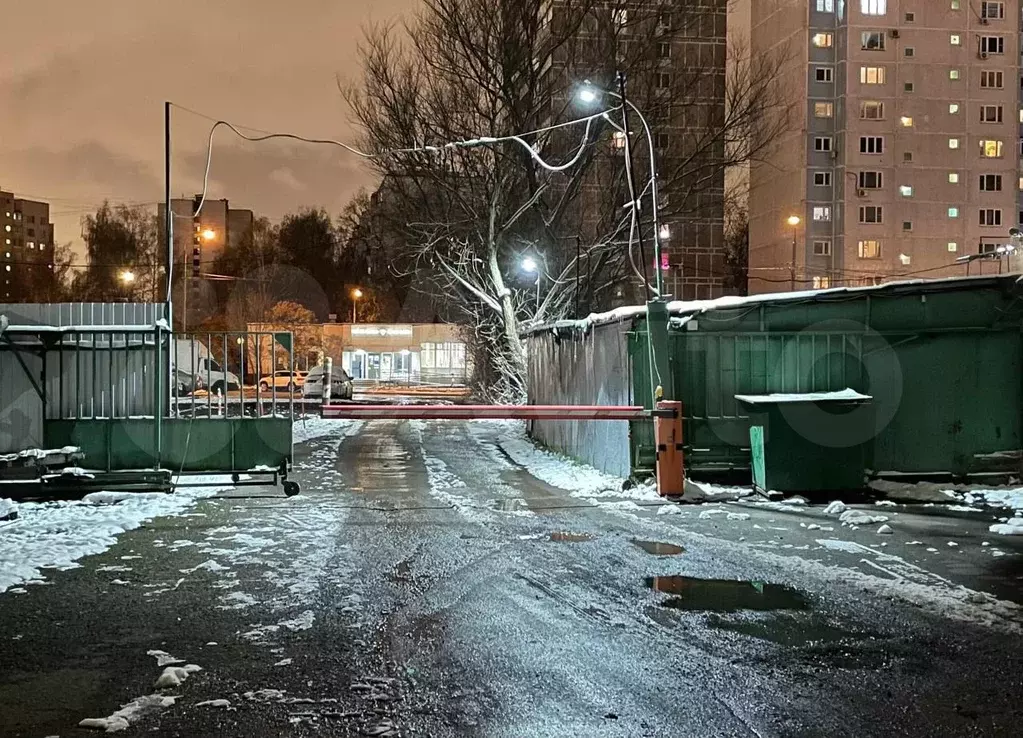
525, 322, 634, 478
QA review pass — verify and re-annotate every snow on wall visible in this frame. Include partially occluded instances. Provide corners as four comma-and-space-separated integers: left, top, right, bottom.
525, 320, 633, 478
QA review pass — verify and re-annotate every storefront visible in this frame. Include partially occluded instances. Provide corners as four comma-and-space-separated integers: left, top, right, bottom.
324, 324, 469, 385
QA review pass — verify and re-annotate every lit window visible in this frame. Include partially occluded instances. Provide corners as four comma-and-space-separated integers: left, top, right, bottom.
949, 103, 960, 114
899, 185, 913, 197
813, 33, 834, 48
3, 252, 8, 258
900, 254, 912, 266
950, 69, 961, 80
816, 0, 834, 10
1019, 110, 1023, 124
813, 206, 832, 221
814, 102, 834, 117
27, 242, 34, 249
812, 276, 831, 290
3, 265, 8, 272
948, 207, 959, 218
980, 140, 1003, 157
951, 1, 960, 9
1018, 177, 1023, 190
862, 31, 885, 50
3, 225, 8, 233
949, 138, 960, 149
949, 172, 960, 183
861, 0, 886, 14
858, 240, 881, 259
950, 34, 961, 46
860, 66, 886, 84
813, 240, 832, 255
900, 116, 913, 127
3, 239, 8, 245
948, 242, 958, 252
611, 131, 626, 149
861, 101, 884, 119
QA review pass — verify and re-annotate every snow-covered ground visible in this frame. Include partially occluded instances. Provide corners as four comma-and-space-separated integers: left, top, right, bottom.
870, 480, 1023, 511
292, 416, 355, 444
0, 478, 234, 594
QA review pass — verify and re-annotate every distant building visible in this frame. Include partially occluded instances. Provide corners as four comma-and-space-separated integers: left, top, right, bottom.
158, 197, 254, 276
749, 0, 1023, 293
0, 189, 55, 301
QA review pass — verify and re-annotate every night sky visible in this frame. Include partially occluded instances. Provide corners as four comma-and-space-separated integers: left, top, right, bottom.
0, 0, 416, 255
0, 0, 748, 257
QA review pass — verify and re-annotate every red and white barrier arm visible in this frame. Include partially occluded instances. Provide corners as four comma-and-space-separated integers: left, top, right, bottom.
320, 404, 652, 421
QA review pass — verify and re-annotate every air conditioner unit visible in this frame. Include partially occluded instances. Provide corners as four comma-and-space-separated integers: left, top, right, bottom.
857, 188, 867, 197
829, 150, 839, 159
980, 16, 989, 24
890, 29, 901, 39
980, 50, 989, 59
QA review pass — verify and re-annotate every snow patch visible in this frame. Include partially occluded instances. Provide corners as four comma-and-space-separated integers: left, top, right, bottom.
680, 479, 752, 503
154, 664, 201, 689
195, 699, 232, 709
0, 498, 16, 521
989, 516, 1023, 536
292, 417, 359, 445
79, 694, 178, 732
877, 524, 894, 535
279, 609, 315, 632
839, 509, 889, 527
146, 649, 184, 666
823, 501, 848, 515
0, 479, 232, 593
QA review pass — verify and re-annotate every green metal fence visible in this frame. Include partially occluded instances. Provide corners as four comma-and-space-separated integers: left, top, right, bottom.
629, 276, 1023, 479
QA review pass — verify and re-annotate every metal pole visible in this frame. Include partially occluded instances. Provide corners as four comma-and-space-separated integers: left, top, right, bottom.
164, 101, 172, 317
575, 235, 581, 317
790, 227, 797, 291
616, 72, 651, 297
535, 273, 540, 312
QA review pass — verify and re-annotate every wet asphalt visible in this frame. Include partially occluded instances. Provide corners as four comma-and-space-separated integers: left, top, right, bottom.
2, 419, 1023, 737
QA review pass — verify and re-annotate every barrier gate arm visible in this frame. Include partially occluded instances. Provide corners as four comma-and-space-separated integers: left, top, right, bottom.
319, 403, 684, 497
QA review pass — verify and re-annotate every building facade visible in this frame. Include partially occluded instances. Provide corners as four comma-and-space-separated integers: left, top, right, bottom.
545, 0, 729, 302
1, 189, 55, 301
750, 0, 1022, 293
160, 197, 254, 276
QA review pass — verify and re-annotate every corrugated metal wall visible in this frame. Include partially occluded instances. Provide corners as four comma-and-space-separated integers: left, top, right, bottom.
0, 303, 166, 454
526, 322, 634, 477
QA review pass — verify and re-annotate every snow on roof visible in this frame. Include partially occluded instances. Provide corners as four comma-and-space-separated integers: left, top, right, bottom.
523, 273, 1021, 336
734, 388, 872, 405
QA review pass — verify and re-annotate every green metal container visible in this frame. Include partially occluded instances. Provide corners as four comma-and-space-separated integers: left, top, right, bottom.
737, 390, 873, 494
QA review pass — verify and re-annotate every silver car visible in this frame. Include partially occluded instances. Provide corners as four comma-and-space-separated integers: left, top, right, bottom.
301, 365, 353, 400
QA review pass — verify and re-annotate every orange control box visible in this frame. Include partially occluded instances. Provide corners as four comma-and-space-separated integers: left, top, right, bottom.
654, 400, 684, 496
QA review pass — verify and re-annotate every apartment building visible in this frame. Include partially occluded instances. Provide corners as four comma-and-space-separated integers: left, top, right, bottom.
1, 189, 55, 301
750, 0, 1021, 293
159, 197, 254, 276
545, 0, 729, 302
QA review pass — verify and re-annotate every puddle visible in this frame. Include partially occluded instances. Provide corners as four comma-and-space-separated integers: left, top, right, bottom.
549, 532, 592, 543
632, 539, 684, 556
645, 576, 809, 612
707, 614, 856, 646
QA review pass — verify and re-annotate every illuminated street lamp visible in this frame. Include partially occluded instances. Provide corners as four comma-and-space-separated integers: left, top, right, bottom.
351, 287, 363, 323
787, 215, 801, 291
201, 228, 216, 241
120, 270, 136, 284
521, 257, 541, 310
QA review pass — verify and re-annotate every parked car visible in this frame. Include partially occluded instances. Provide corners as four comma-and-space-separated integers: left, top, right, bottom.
258, 370, 308, 392
301, 365, 353, 400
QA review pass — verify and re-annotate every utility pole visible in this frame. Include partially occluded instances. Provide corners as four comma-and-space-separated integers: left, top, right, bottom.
617, 71, 651, 297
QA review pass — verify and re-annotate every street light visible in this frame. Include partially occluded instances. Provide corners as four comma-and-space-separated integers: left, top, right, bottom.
578, 77, 664, 296
351, 287, 363, 323
120, 270, 136, 284
786, 215, 801, 291
201, 228, 216, 241
521, 257, 541, 311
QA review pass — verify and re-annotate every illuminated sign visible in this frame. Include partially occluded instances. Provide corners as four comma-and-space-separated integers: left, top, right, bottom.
351, 325, 413, 337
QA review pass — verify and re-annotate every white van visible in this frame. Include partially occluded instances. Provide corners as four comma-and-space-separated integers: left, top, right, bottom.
301, 365, 353, 400
172, 339, 241, 395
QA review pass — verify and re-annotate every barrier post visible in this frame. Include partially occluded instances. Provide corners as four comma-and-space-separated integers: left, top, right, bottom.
654, 400, 684, 496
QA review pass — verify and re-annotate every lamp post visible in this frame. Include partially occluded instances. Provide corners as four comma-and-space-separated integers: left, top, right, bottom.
578, 75, 664, 297
521, 257, 540, 311
351, 288, 363, 323
787, 215, 801, 291
119, 269, 136, 302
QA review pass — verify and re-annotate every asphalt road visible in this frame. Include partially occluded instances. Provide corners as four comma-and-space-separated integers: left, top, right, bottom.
1, 419, 1023, 737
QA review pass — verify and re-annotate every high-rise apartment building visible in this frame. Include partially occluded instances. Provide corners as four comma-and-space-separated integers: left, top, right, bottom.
1, 189, 55, 301
545, 0, 728, 302
749, 0, 1021, 293
159, 197, 254, 276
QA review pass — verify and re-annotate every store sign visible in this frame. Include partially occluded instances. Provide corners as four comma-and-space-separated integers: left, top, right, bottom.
351, 325, 413, 337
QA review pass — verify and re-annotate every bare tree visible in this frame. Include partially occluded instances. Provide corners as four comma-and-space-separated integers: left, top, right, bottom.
345, 0, 787, 401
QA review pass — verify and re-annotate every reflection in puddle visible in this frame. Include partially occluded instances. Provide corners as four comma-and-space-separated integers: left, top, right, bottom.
632, 540, 684, 556
645, 576, 809, 612
549, 532, 592, 543
707, 614, 856, 646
